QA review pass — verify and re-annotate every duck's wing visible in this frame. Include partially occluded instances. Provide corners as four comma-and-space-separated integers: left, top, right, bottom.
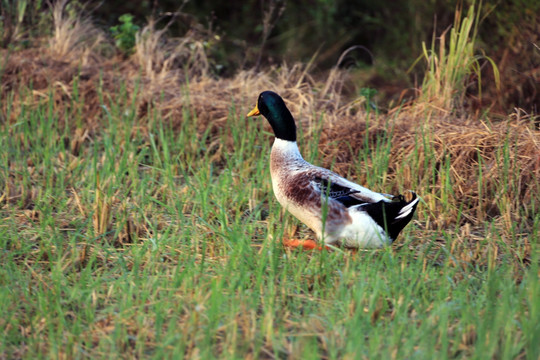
309, 168, 390, 207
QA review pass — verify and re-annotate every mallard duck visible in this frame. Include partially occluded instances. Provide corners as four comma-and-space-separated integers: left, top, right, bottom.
247, 91, 419, 249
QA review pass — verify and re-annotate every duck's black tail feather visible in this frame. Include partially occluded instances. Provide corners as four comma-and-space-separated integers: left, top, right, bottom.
363, 191, 419, 241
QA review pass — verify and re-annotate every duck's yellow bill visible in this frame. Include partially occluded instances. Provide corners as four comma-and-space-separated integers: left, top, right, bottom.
246, 105, 260, 117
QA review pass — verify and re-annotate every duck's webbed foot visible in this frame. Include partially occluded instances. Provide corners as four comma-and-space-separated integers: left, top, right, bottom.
282, 239, 326, 250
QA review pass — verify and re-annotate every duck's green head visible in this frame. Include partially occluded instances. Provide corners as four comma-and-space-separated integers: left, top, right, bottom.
247, 91, 296, 142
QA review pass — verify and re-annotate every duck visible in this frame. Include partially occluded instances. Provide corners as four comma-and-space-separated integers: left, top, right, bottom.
247, 91, 419, 249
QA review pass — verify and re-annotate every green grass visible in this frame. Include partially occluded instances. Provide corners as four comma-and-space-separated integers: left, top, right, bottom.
0, 80, 538, 359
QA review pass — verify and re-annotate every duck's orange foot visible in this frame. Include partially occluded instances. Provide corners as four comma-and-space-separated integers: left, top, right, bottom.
283, 239, 325, 251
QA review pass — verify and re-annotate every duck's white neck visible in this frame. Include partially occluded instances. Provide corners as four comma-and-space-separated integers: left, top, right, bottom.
271, 138, 303, 160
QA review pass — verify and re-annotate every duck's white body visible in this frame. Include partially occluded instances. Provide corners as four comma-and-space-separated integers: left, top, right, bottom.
270, 139, 418, 248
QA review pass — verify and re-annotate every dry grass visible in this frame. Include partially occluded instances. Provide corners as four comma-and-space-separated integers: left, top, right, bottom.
48, 0, 104, 64
1, 16, 538, 232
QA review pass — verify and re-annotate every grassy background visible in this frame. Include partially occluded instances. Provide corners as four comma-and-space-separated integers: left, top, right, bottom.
1, 1, 539, 359
1, 88, 537, 358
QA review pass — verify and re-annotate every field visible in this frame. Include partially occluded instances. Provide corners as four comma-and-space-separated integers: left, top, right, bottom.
1, 2, 539, 359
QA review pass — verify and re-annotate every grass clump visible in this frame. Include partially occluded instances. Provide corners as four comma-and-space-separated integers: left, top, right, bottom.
413, 4, 500, 114
48, 0, 104, 62
0, 0, 28, 47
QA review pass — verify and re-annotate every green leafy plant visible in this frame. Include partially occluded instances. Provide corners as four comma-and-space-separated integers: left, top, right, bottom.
359, 87, 378, 111
110, 14, 139, 54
